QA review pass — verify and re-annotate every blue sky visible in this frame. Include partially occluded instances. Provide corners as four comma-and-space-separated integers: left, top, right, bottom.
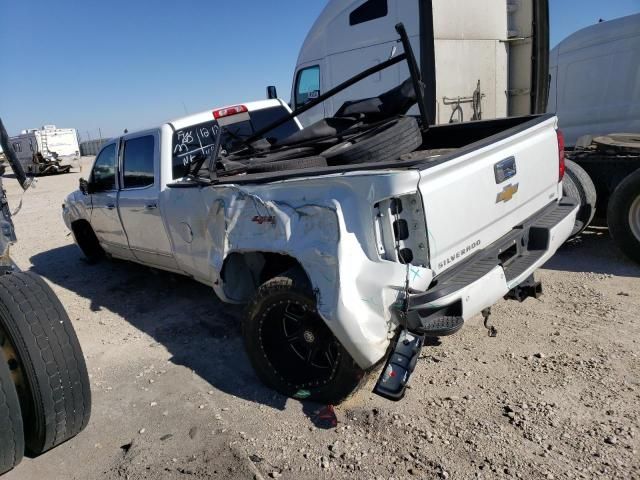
1, 0, 638, 140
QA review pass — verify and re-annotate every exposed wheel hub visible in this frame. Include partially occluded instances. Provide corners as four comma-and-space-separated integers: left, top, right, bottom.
0, 325, 25, 392
303, 330, 315, 344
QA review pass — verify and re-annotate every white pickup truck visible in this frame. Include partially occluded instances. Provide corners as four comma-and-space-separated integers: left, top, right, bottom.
63, 28, 577, 403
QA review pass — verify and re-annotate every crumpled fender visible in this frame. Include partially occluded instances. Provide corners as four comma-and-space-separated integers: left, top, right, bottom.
207, 185, 433, 369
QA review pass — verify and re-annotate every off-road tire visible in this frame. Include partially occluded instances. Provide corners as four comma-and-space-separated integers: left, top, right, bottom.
563, 159, 597, 237
243, 276, 366, 404
247, 156, 328, 174
72, 221, 104, 263
0, 350, 24, 475
321, 116, 421, 166
607, 169, 640, 264
0, 272, 91, 455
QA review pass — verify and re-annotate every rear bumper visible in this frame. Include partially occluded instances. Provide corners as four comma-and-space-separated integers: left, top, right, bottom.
405, 197, 578, 327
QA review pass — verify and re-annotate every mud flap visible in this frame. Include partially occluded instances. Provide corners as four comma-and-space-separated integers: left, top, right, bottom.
373, 330, 425, 401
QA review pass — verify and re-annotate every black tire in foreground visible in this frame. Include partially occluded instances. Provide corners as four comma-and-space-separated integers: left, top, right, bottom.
243, 276, 366, 404
607, 169, 640, 264
0, 272, 91, 455
321, 116, 422, 166
72, 221, 104, 263
0, 348, 24, 475
563, 159, 597, 238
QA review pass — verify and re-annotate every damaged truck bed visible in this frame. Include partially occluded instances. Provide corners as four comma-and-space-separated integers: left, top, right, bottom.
62, 24, 578, 403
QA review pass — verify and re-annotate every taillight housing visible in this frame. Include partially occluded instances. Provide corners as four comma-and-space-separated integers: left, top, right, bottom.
557, 129, 565, 182
213, 104, 248, 119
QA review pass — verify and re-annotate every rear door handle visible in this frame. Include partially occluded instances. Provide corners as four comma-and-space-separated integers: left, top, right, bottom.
145, 203, 157, 210
106, 204, 116, 210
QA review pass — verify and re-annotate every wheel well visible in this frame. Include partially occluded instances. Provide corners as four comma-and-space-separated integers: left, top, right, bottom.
71, 218, 92, 234
220, 252, 311, 303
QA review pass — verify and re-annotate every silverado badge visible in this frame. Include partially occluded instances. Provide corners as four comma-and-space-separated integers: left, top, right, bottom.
496, 183, 519, 203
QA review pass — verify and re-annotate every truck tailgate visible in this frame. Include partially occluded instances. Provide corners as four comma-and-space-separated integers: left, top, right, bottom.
419, 116, 561, 274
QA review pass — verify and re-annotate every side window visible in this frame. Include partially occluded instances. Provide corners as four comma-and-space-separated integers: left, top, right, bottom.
91, 144, 117, 191
349, 0, 388, 26
122, 135, 155, 189
294, 66, 320, 109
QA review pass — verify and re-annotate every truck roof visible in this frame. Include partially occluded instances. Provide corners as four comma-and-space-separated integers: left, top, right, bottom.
552, 13, 640, 59
168, 99, 287, 131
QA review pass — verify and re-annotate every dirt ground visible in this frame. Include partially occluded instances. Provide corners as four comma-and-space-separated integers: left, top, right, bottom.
2, 159, 639, 479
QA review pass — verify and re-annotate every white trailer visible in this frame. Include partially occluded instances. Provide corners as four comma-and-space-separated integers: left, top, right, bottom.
290, 0, 549, 127
9, 125, 79, 174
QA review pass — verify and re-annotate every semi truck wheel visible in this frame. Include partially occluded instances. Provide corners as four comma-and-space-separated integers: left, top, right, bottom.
608, 169, 640, 264
72, 220, 104, 263
563, 159, 597, 238
0, 272, 91, 455
321, 116, 421, 166
243, 275, 366, 404
0, 347, 24, 475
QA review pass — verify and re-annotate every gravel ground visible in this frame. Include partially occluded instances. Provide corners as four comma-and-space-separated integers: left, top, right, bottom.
2, 159, 639, 479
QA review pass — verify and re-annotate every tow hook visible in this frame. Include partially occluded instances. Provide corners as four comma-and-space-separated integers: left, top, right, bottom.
482, 307, 498, 337
373, 329, 425, 401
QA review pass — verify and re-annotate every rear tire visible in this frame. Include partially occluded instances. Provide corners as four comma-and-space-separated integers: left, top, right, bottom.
562, 160, 597, 238
607, 169, 640, 264
72, 221, 104, 263
0, 348, 24, 475
321, 116, 421, 166
243, 276, 366, 404
0, 272, 91, 455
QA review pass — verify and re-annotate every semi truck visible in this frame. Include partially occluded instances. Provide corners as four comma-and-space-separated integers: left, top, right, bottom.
548, 13, 640, 263
288, 0, 549, 127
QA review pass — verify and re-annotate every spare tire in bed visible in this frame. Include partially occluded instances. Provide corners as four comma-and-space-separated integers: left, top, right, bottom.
247, 156, 328, 173
321, 116, 421, 166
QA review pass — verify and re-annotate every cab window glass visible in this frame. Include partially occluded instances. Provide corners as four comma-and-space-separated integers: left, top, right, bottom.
350, 0, 388, 26
123, 135, 155, 189
295, 66, 320, 108
171, 107, 300, 179
91, 144, 116, 190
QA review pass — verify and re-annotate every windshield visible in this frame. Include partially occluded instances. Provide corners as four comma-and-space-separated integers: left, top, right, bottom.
171, 105, 299, 179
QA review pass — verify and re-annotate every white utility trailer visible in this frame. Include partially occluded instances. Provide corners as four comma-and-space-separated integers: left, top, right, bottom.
9, 125, 79, 174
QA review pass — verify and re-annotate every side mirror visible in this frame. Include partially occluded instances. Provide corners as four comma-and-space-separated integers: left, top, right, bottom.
79, 178, 91, 195
266, 85, 278, 99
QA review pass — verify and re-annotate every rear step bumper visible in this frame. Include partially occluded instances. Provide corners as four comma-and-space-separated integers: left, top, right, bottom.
405, 197, 578, 332
374, 197, 577, 401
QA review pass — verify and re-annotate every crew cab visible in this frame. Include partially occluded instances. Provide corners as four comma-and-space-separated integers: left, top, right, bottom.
63, 28, 578, 403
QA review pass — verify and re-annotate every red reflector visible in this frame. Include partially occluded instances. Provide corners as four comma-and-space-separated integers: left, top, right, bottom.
213, 105, 248, 119
557, 129, 565, 182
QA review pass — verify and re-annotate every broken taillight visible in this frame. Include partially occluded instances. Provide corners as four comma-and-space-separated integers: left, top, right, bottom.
557, 129, 565, 182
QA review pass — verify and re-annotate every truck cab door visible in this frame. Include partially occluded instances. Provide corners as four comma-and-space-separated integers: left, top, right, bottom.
292, 64, 325, 127
117, 131, 179, 271
88, 142, 133, 260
